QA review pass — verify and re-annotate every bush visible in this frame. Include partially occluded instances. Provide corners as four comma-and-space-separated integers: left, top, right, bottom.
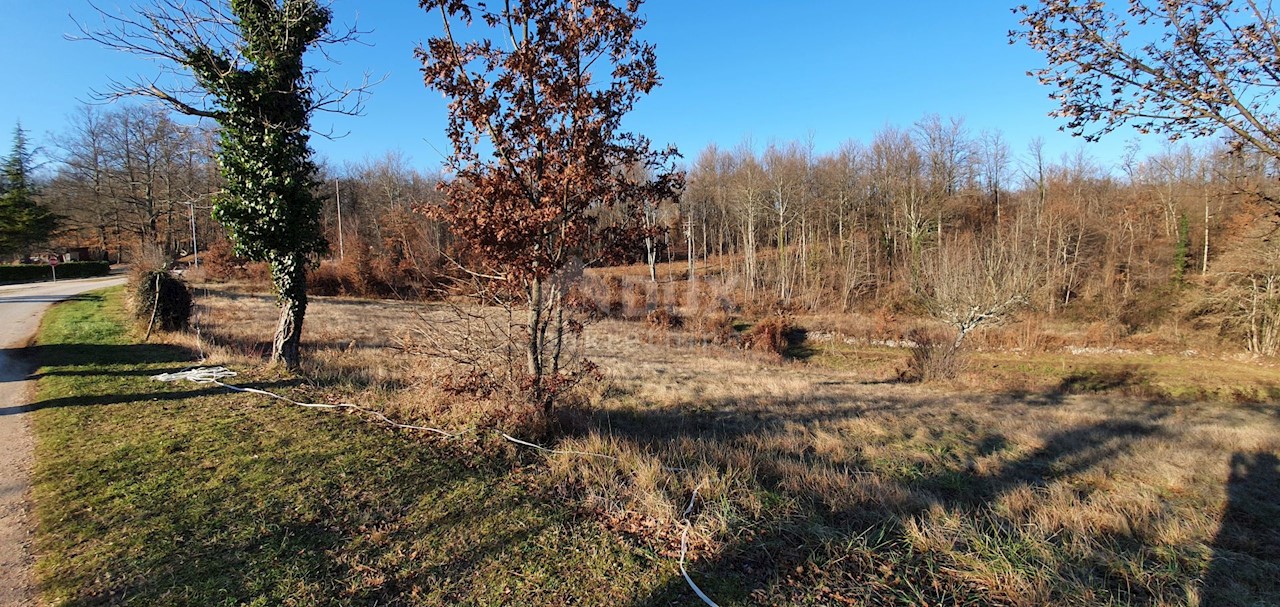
200, 240, 250, 282
743, 314, 799, 355
645, 307, 683, 331
690, 310, 738, 346
903, 327, 963, 382
306, 239, 447, 299
132, 270, 193, 332
564, 283, 603, 320
0, 261, 110, 284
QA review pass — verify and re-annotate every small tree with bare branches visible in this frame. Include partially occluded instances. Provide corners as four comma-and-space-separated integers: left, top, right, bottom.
911, 232, 1040, 380
417, 0, 682, 412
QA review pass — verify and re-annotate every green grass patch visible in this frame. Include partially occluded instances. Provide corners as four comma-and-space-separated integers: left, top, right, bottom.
29, 288, 670, 606
807, 334, 1280, 403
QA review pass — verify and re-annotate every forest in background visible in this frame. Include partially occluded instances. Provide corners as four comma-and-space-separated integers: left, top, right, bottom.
23, 103, 1280, 357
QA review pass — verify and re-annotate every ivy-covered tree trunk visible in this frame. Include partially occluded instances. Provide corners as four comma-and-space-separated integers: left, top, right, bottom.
82, 0, 356, 371
270, 252, 309, 369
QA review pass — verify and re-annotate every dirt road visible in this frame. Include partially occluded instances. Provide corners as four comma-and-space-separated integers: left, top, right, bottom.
0, 275, 126, 606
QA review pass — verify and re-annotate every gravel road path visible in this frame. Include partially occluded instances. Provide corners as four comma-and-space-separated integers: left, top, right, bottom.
0, 275, 126, 606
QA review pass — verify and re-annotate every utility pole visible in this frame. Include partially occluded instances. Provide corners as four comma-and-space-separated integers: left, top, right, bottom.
181, 200, 214, 267
189, 201, 199, 268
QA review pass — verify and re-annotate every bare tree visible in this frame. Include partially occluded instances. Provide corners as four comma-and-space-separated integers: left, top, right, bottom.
977, 129, 1010, 228
50, 107, 117, 259
729, 142, 764, 294
1014, 0, 1280, 160
921, 232, 1040, 352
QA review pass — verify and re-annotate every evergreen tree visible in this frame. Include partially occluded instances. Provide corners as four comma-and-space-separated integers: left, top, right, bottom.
0, 124, 58, 260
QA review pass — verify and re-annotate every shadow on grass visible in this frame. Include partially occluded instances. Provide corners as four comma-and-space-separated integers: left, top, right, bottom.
780, 327, 816, 361
571, 389, 1205, 606
0, 378, 312, 417
1203, 452, 1280, 606
28, 290, 586, 606
0, 293, 103, 305
4, 342, 195, 378
1, 341, 312, 416
1056, 364, 1158, 397
45, 424, 552, 606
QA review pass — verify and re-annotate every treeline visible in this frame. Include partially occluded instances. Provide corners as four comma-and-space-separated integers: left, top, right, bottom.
38, 105, 447, 281
45, 105, 220, 262
676, 116, 1280, 352
31, 104, 1280, 351
32, 104, 451, 295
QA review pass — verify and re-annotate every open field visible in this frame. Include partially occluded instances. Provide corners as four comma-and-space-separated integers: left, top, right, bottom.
28, 284, 1280, 605
183, 284, 1280, 605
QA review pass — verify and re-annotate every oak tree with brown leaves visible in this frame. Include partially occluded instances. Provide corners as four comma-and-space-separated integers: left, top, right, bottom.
417, 0, 682, 412
1013, 0, 1280, 160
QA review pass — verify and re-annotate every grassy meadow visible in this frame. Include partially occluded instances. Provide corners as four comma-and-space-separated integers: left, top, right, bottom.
26, 282, 1280, 605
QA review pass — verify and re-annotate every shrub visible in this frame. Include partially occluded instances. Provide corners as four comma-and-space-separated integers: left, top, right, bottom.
626, 283, 650, 318
306, 238, 449, 299
200, 240, 249, 282
307, 260, 344, 296
690, 310, 738, 346
903, 327, 963, 382
585, 275, 638, 320
743, 314, 798, 355
645, 307, 683, 331
306, 253, 384, 298
564, 283, 603, 320
132, 270, 193, 332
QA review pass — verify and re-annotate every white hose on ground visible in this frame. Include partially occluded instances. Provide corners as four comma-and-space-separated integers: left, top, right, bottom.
498, 433, 685, 472
152, 366, 719, 606
151, 367, 455, 437
680, 482, 720, 607
498, 432, 622, 462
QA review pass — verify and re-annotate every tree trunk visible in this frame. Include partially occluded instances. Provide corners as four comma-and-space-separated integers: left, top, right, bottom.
1203, 201, 1210, 274
526, 277, 545, 408
269, 253, 308, 370
645, 235, 658, 282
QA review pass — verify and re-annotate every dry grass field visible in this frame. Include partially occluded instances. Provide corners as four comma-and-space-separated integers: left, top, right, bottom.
182, 282, 1280, 606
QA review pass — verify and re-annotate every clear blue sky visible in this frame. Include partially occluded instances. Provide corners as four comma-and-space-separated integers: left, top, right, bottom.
1, 1, 1174, 175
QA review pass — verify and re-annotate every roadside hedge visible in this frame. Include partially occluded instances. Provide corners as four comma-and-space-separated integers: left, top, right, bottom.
0, 261, 111, 284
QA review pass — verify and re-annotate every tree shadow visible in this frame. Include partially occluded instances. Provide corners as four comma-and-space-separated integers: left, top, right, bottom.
1056, 364, 1152, 393
580, 389, 1183, 605
0, 378, 314, 417
781, 327, 815, 361
49, 431, 559, 606
1202, 452, 1280, 606
3, 342, 196, 379
0, 341, 306, 415
0, 293, 103, 305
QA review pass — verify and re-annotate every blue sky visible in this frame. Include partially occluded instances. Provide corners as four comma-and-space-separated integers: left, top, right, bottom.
1, 1, 1175, 174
